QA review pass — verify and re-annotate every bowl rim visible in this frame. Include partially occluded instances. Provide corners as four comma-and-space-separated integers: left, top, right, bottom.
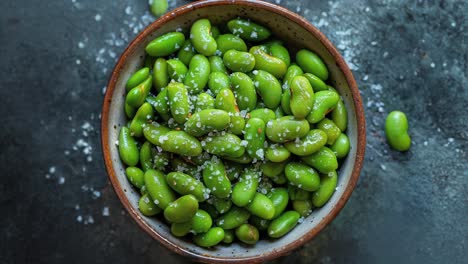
101, 0, 366, 263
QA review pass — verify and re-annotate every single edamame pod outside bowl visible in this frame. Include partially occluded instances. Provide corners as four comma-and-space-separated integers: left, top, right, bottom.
102, 1, 365, 262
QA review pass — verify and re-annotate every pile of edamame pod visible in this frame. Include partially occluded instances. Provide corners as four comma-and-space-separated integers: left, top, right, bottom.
118, 18, 350, 247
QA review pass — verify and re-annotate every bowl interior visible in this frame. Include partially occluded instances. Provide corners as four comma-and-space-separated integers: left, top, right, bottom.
103, 1, 363, 262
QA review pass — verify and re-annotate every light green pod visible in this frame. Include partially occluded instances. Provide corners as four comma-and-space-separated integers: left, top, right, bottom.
126, 76, 153, 108
265, 116, 310, 143
330, 133, 350, 159
231, 72, 257, 111
267, 211, 300, 238
144, 169, 176, 209
290, 76, 315, 119
235, 224, 259, 245
118, 127, 139, 166
191, 209, 213, 234
171, 221, 192, 237
232, 169, 260, 207
125, 103, 136, 119
249, 108, 276, 124
139, 193, 162, 216
303, 73, 327, 91
281, 89, 292, 115
331, 99, 348, 131
245, 118, 266, 160
302, 146, 338, 174
288, 186, 311, 201
153, 58, 169, 92
270, 43, 291, 67
223, 153, 253, 164
223, 50, 255, 73
267, 188, 289, 218
216, 34, 248, 55
177, 40, 196, 66
208, 72, 230, 95
126, 167, 144, 189
139, 141, 153, 171
190, 19, 217, 56
216, 206, 251, 229
142, 122, 170, 146
222, 230, 235, 244
385, 110, 411, 151
160, 130, 202, 156
202, 157, 231, 199
167, 59, 188, 83
193, 227, 225, 248
145, 32, 185, 57
292, 199, 313, 217
195, 92, 215, 112
284, 129, 328, 156
246, 193, 275, 220
250, 46, 287, 79
129, 102, 154, 137
252, 70, 282, 109
151, 88, 170, 120
285, 162, 320, 192
265, 144, 291, 162
215, 88, 245, 135
209, 56, 228, 74
126, 67, 150, 92
167, 82, 190, 124
185, 109, 230, 137
227, 18, 271, 41
317, 118, 341, 145
153, 151, 170, 171
184, 54, 210, 94
166, 172, 207, 202
306, 90, 340, 124
261, 160, 287, 178
150, 0, 168, 16
210, 197, 232, 214
202, 133, 245, 158
312, 171, 338, 207
270, 173, 287, 185
296, 49, 329, 80
283, 64, 304, 89
250, 216, 270, 231
164, 194, 199, 223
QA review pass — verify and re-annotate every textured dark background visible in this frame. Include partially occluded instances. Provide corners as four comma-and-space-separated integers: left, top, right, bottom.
1, 0, 467, 263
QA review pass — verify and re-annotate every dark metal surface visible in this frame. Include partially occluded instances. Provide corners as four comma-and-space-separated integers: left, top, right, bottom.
1, 0, 466, 263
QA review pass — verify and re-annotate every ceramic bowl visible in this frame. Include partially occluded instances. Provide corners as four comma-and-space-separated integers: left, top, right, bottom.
101, 0, 366, 262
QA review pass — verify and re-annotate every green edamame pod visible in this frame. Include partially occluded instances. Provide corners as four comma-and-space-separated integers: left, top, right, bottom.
190, 19, 217, 56
284, 129, 328, 156
171, 221, 192, 237
166, 172, 207, 202
290, 76, 315, 119
296, 49, 329, 80
193, 227, 224, 247
302, 146, 338, 174
267, 211, 300, 238
245, 193, 275, 220
232, 169, 260, 207
265, 144, 291, 162
209, 56, 228, 74
130, 102, 154, 137
303, 73, 327, 91
211, 26, 220, 39
151, 88, 170, 120
306, 90, 340, 124
177, 40, 196, 66
252, 70, 282, 109
222, 230, 235, 244
270, 173, 287, 185
223, 153, 253, 164
261, 160, 288, 178
223, 50, 255, 72
245, 118, 266, 160
159, 130, 202, 156
126, 76, 153, 108
215, 88, 245, 135
153, 151, 170, 170
167, 82, 190, 124
227, 18, 271, 41
270, 43, 291, 66
202, 133, 245, 158
210, 197, 232, 214
146, 32, 185, 57
139, 141, 153, 171
385, 110, 411, 151
292, 199, 313, 217
267, 187, 289, 218
288, 186, 311, 201
118, 127, 139, 166
283, 64, 304, 89
153, 58, 169, 92
126, 67, 150, 92
167, 59, 188, 83
126, 167, 145, 189
281, 89, 292, 115
231, 72, 257, 111
331, 99, 348, 131
216, 34, 248, 55
235, 224, 259, 245
249, 216, 270, 231
285, 162, 320, 192
184, 54, 210, 94
216, 206, 251, 229
265, 116, 310, 143
191, 209, 213, 234
185, 109, 230, 137
142, 122, 170, 146
248, 108, 276, 123
125, 103, 136, 119
144, 169, 175, 209
200, 203, 219, 220
225, 162, 243, 181
208, 72, 231, 95
317, 118, 341, 145
195, 92, 215, 112
139, 193, 162, 216
202, 157, 231, 199
312, 171, 338, 207
164, 194, 199, 223
250, 46, 287, 79
150, 0, 168, 17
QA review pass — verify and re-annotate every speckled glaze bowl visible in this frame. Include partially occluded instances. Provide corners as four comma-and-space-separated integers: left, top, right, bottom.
101, 0, 365, 262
